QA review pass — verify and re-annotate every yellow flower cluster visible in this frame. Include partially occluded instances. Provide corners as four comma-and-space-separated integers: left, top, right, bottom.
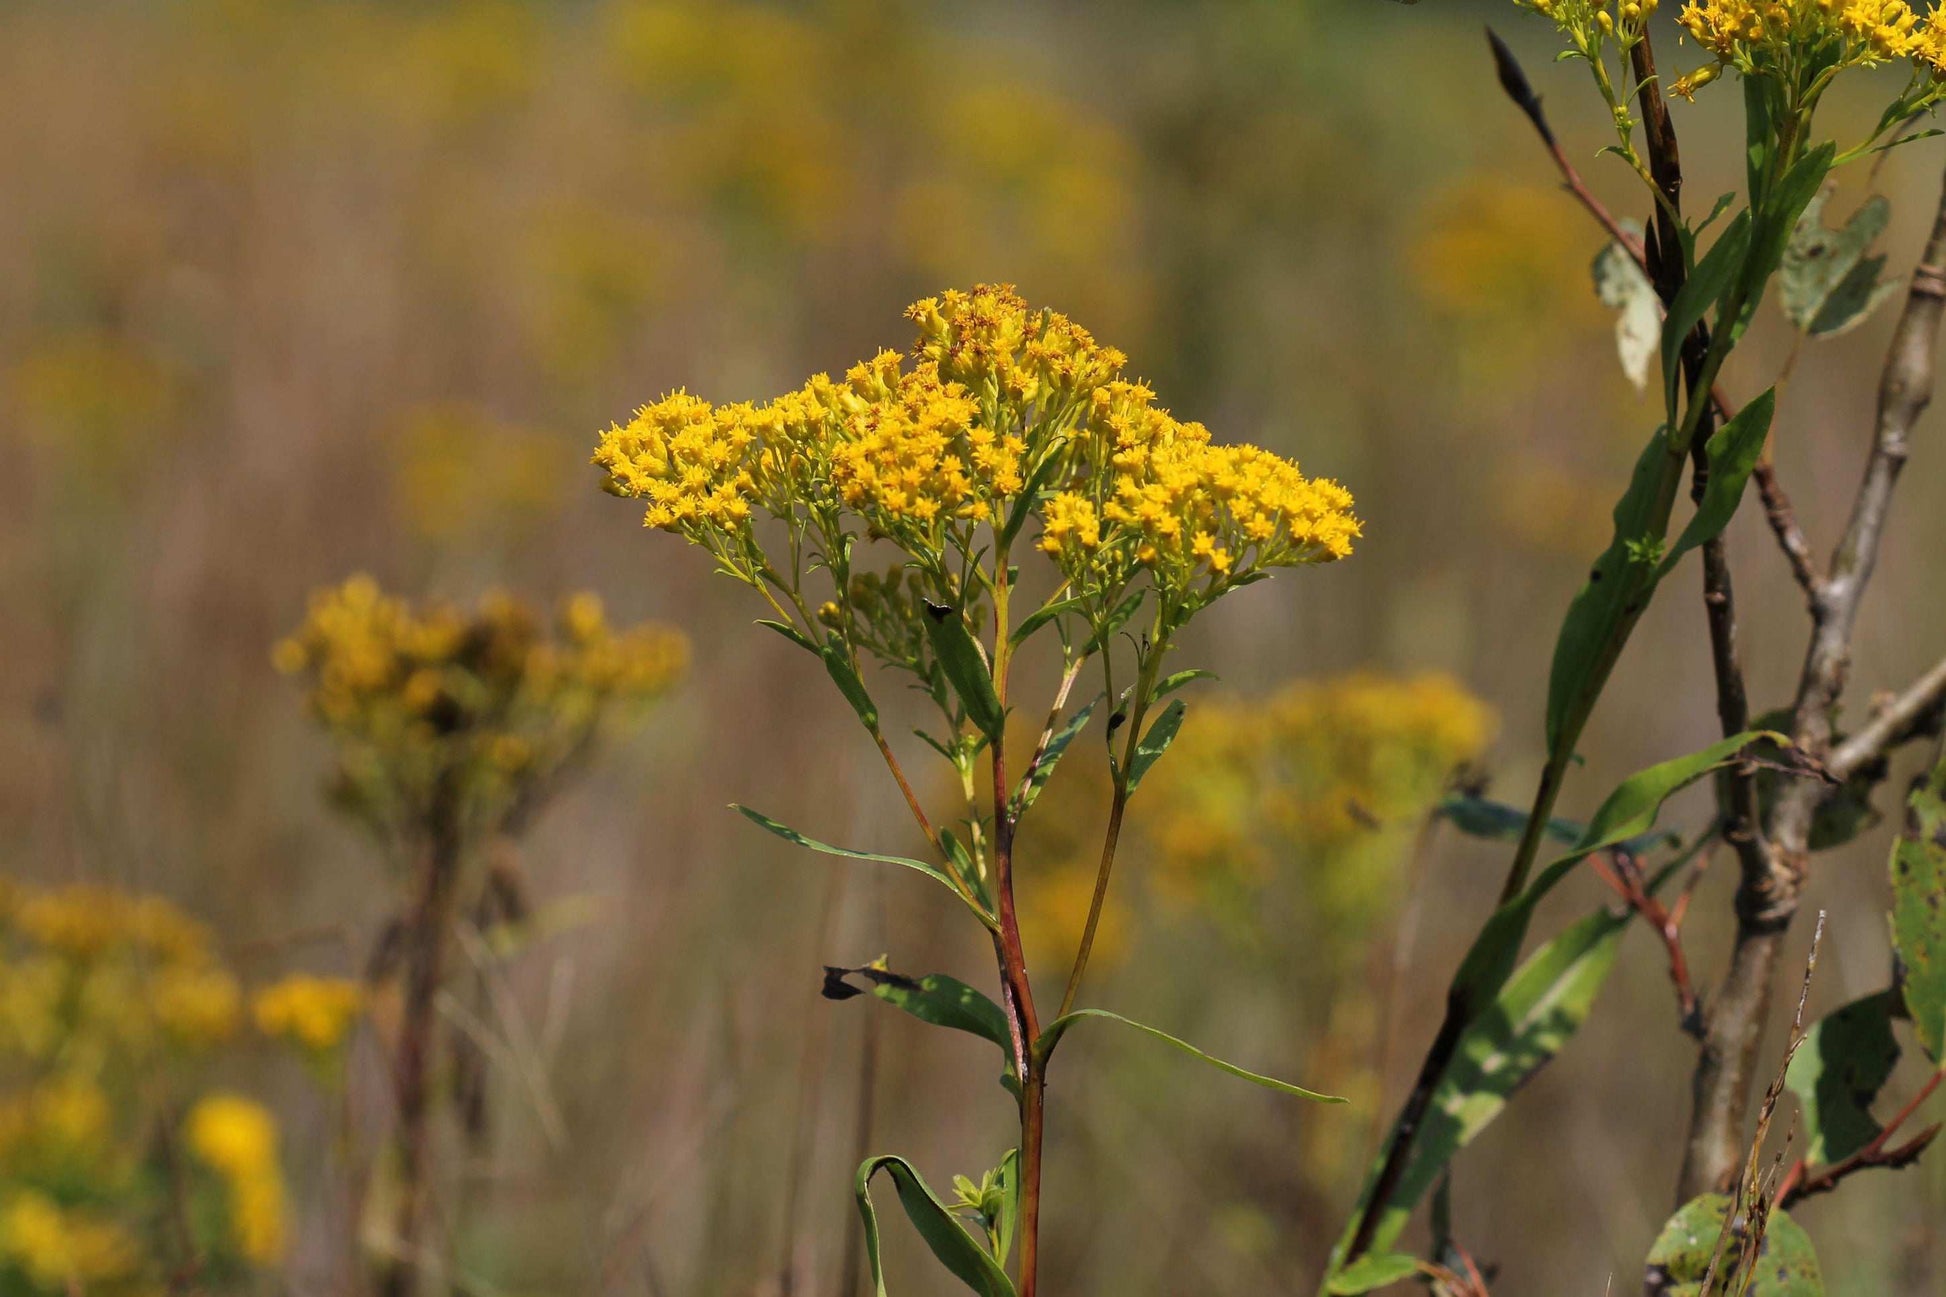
1015, 673, 1494, 968
253, 973, 364, 1055
274, 577, 685, 838
0, 883, 240, 1057
185, 1094, 287, 1264
0, 882, 285, 1290
0, 1191, 142, 1292
595, 286, 1358, 638
1672, 0, 1945, 94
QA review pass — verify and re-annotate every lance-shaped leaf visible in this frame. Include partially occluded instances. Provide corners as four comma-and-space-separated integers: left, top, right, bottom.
1452, 730, 1774, 1015
1436, 793, 1584, 845
822, 641, 881, 733
824, 964, 1014, 1070
1010, 697, 1099, 821
1892, 758, 1946, 1062
1543, 427, 1683, 756
1660, 388, 1776, 577
923, 602, 1006, 740
1781, 189, 1899, 338
1124, 698, 1186, 795
734, 806, 994, 926
1036, 1007, 1343, 1103
1662, 210, 1750, 416
855, 1155, 1017, 1297
1325, 1252, 1422, 1294
1644, 1194, 1823, 1296
1594, 227, 1660, 391
1784, 990, 1901, 1166
1346, 907, 1629, 1265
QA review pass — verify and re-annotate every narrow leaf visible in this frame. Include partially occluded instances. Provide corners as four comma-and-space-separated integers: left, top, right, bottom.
923, 602, 1006, 739
822, 643, 880, 733
1125, 698, 1186, 795
855, 1155, 1017, 1297
1154, 668, 1216, 700
1011, 697, 1100, 820
1357, 908, 1629, 1261
1326, 1252, 1422, 1294
1035, 1007, 1344, 1103
733, 805, 989, 921
823, 965, 1013, 1064
1663, 211, 1750, 416
1436, 793, 1583, 845
1082, 589, 1146, 656
757, 618, 819, 653
1660, 388, 1776, 577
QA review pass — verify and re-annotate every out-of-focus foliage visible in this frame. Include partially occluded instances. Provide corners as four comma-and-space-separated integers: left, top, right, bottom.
0, 882, 282, 1294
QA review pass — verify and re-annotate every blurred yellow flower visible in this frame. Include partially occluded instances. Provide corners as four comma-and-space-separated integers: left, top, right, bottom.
254, 973, 364, 1055
0, 1191, 142, 1291
185, 1094, 287, 1265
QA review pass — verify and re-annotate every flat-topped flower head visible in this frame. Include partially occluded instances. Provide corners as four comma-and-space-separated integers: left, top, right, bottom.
594, 286, 1356, 685
275, 577, 685, 841
1668, 0, 1936, 94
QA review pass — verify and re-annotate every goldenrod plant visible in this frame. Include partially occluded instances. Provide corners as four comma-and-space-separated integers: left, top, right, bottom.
276, 578, 685, 1297
593, 285, 1359, 1296
0, 881, 284, 1294
1316, 4, 1946, 1293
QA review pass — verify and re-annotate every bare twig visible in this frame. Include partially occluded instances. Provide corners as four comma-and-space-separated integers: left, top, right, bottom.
1826, 654, 1946, 780
1592, 849, 1704, 1037
1751, 461, 1822, 598
1681, 161, 1946, 1199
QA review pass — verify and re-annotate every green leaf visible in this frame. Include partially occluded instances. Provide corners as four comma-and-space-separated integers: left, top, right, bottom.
1154, 668, 1216, 700
923, 602, 1005, 740
1035, 1007, 1344, 1103
1543, 426, 1683, 755
1436, 793, 1583, 845
1594, 226, 1661, 390
1011, 595, 1082, 646
757, 618, 819, 653
1325, 1252, 1421, 1294
1891, 758, 1946, 1062
999, 451, 1067, 549
1660, 388, 1776, 577
823, 964, 1013, 1064
733, 806, 991, 923
1124, 698, 1186, 795
1663, 210, 1750, 416
1742, 142, 1839, 317
1453, 731, 1772, 1015
1083, 589, 1146, 655
1644, 1194, 1823, 1295
855, 1155, 1017, 1297
994, 1149, 1019, 1267
1010, 697, 1099, 821
1356, 908, 1630, 1262
822, 643, 880, 733
1781, 190, 1898, 338
1784, 991, 1901, 1165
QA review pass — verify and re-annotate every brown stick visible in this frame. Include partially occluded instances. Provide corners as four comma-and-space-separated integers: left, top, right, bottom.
1678, 161, 1946, 1200
378, 779, 464, 1297
1592, 850, 1703, 1036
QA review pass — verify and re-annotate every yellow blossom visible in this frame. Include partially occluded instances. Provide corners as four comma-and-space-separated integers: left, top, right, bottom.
253, 973, 365, 1054
185, 1094, 287, 1264
0, 1191, 142, 1290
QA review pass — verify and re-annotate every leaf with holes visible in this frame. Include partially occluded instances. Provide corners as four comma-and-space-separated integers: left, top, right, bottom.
1644, 1194, 1823, 1295
1781, 189, 1898, 338
1892, 758, 1946, 1062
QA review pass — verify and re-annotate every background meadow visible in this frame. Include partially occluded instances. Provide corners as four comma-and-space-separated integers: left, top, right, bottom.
3, 1, 1945, 1292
